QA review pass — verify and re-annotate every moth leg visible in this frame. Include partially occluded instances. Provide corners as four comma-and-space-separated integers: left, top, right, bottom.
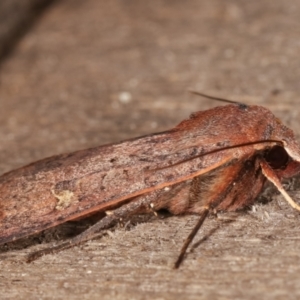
174, 207, 209, 269
149, 202, 159, 217
174, 157, 270, 268
26, 211, 120, 262
27, 189, 166, 263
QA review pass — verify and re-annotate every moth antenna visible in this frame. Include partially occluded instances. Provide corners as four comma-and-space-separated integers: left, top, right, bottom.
153, 140, 283, 172
174, 207, 209, 269
260, 160, 300, 211
189, 90, 244, 105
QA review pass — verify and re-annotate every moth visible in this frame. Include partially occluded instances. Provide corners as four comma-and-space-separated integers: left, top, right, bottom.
0, 92, 300, 268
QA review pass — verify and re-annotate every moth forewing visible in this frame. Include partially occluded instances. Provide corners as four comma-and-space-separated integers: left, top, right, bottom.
0, 101, 300, 268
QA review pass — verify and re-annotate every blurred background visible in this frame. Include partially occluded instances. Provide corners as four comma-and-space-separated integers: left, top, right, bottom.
1, 1, 300, 299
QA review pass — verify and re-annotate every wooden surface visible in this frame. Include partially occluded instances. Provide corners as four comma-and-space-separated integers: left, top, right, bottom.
1, 0, 300, 299
0, 0, 55, 59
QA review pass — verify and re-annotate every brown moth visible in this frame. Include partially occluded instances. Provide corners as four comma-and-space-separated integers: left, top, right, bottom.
0, 92, 300, 268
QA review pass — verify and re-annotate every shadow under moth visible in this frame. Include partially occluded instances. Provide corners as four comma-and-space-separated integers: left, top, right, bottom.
0, 92, 300, 268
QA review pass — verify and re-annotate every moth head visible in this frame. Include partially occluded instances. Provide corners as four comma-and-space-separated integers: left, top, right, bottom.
264, 145, 290, 170
257, 114, 300, 212
267, 120, 300, 178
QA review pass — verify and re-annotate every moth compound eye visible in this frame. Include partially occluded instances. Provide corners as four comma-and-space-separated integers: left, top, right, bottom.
264, 145, 289, 170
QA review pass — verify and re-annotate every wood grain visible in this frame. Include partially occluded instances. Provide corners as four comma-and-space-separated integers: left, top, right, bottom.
1, 0, 300, 299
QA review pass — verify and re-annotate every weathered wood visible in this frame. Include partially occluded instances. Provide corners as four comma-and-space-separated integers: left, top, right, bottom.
0, 0, 56, 60
1, 0, 300, 299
